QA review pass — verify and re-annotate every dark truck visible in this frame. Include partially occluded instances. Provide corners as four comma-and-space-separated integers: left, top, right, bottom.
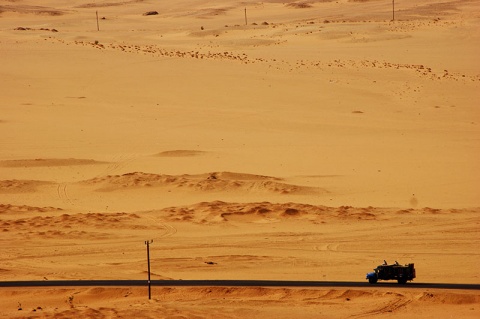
366, 260, 416, 284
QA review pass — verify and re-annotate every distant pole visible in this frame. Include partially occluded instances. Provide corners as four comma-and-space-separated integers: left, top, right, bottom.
392, 0, 395, 21
244, 7, 248, 25
145, 240, 153, 299
96, 10, 100, 31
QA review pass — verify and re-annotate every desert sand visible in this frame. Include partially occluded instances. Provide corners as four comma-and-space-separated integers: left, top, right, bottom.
0, 0, 479, 318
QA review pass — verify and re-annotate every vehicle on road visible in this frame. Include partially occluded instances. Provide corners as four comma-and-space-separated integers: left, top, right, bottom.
366, 260, 416, 284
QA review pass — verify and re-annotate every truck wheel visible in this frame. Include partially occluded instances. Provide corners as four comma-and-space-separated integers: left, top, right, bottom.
397, 278, 407, 284
369, 277, 378, 284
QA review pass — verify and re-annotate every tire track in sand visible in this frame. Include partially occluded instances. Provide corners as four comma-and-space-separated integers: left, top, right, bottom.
352, 295, 412, 318
145, 215, 178, 239
56, 183, 73, 206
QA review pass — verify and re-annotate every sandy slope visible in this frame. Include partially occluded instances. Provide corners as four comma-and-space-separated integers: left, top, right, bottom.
0, 202, 479, 318
0, 0, 479, 318
1, 286, 479, 319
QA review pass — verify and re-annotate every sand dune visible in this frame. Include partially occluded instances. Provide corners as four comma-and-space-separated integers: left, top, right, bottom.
0, 204, 62, 214
158, 201, 384, 224
156, 201, 476, 225
82, 171, 322, 194
1, 286, 479, 319
0, 200, 479, 318
75, 0, 146, 9
0, 212, 146, 240
0, 0, 479, 318
0, 158, 106, 168
0, 180, 53, 193
39, 26, 479, 82
155, 150, 207, 157
0, 4, 66, 16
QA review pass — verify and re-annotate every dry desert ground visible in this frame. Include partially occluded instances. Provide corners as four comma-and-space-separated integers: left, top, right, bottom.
0, 0, 479, 318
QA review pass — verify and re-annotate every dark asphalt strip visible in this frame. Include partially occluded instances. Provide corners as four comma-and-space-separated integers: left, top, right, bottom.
0, 280, 479, 290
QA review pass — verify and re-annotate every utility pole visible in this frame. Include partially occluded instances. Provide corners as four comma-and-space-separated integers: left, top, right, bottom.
145, 240, 153, 299
245, 7, 248, 26
392, 0, 395, 21
96, 10, 100, 31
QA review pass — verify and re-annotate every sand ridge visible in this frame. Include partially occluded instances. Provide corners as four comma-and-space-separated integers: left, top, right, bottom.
0, 0, 479, 318
155, 149, 207, 157
0, 201, 479, 318
81, 171, 323, 194
0, 204, 62, 214
158, 201, 385, 224
0, 4, 66, 16
1, 287, 479, 319
0, 158, 107, 168
0, 180, 53, 193
33, 25, 480, 81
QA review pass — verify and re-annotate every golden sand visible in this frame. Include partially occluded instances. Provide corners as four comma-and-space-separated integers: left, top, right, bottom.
0, 1, 479, 318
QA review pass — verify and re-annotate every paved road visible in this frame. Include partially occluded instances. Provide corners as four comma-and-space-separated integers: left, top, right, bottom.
0, 280, 479, 290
